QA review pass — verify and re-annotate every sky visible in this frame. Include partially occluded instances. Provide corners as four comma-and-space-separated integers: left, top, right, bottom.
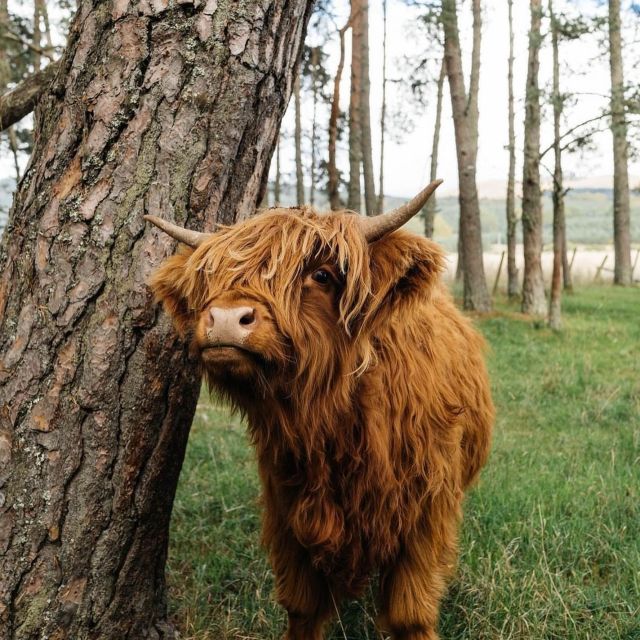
276, 0, 640, 198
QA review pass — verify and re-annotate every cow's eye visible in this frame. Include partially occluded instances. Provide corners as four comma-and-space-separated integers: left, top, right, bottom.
311, 269, 331, 285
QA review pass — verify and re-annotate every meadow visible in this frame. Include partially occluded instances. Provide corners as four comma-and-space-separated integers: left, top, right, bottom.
167, 286, 640, 640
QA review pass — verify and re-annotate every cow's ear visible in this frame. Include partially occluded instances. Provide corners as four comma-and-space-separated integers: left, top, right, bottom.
148, 249, 196, 337
367, 231, 445, 314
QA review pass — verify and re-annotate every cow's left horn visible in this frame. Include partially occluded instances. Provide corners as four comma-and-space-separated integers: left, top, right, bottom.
358, 179, 443, 243
144, 215, 210, 248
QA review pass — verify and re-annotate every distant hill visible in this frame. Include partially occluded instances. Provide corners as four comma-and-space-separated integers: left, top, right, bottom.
3, 176, 637, 250
267, 182, 639, 251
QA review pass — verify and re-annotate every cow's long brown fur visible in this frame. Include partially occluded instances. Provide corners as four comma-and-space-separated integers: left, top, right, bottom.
149, 207, 494, 640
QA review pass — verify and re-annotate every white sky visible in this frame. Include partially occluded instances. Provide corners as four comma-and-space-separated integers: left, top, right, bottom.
277, 0, 640, 198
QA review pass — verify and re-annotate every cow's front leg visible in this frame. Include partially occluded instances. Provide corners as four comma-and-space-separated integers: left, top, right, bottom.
269, 531, 335, 640
378, 498, 461, 640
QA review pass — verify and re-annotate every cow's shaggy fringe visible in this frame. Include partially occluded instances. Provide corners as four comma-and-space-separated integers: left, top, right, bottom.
150, 207, 494, 640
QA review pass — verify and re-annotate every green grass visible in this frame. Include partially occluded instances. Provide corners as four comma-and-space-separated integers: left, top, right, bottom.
167, 286, 640, 640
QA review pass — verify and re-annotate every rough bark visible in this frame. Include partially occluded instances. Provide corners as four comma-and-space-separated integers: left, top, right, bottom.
359, 0, 376, 216
549, 0, 563, 330
608, 0, 632, 285
424, 57, 445, 239
328, 16, 351, 211
442, 0, 491, 312
377, 0, 387, 215
0, 62, 59, 131
294, 73, 305, 206
506, 0, 518, 298
348, 0, 363, 211
0, 1, 313, 638
521, 0, 546, 316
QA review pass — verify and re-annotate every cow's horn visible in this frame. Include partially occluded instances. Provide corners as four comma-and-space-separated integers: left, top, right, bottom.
144, 215, 210, 248
358, 179, 443, 242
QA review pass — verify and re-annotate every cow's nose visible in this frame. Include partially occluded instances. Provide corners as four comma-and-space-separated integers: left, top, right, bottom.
207, 306, 257, 345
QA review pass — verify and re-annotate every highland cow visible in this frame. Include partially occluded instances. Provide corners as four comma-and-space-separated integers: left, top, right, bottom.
145, 180, 494, 640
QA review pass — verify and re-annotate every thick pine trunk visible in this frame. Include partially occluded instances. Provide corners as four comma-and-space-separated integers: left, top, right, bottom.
521, 0, 547, 316
0, 1, 313, 638
506, 0, 519, 298
424, 57, 445, 239
442, 0, 490, 312
348, 0, 363, 212
608, 0, 632, 285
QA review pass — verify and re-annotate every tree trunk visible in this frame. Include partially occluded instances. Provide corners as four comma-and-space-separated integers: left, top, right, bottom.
359, 0, 376, 216
348, 0, 363, 211
275, 137, 281, 206
33, 0, 42, 70
377, 0, 387, 215
608, 0, 632, 285
442, 0, 491, 312
294, 73, 305, 206
0, 2, 313, 638
328, 16, 351, 211
310, 47, 319, 207
424, 57, 445, 239
521, 0, 546, 316
506, 0, 519, 298
549, 0, 563, 330
562, 227, 573, 290
7, 125, 19, 181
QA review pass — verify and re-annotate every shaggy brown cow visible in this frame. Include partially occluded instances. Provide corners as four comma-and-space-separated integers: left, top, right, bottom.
145, 181, 493, 640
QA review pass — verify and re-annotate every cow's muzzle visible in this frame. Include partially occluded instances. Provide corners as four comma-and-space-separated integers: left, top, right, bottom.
204, 305, 258, 349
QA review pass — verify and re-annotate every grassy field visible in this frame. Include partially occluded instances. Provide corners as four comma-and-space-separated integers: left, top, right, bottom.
167, 286, 640, 640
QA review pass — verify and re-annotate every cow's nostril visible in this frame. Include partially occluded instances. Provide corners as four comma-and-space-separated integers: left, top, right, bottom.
239, 309, 256, 326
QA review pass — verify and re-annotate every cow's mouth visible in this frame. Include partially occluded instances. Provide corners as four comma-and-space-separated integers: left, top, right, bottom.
200, 344, 265, 368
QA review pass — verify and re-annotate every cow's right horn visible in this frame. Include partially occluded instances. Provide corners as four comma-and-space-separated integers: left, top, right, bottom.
358, 179, 443, 243
144, 215, 211, 248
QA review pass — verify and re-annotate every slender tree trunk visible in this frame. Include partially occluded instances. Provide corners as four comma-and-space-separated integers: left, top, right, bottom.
562, 229, 573, 290
7, 125, 19, 181
275, 137, 281, 206
294, 73, 305, 206
506, 0, 519, 298
41, 0, 53, 51
424, 57, 445, 239
328, 16, 351, 211
442, 0, 491, 311
521, 0, 546, 316
310, 47, 318, 207
377, 0, 387, 215
0, 0, 20, 182
608, 0, 632, 285
359, 0, 376, 216
0, 2, 313, 638
348, 0, 363, 211
32, 0, 42, 70
549, 0, 563, 330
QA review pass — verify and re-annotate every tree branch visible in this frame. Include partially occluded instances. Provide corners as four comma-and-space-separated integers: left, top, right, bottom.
539, 112, 610, 159
0, 61, 58, 130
